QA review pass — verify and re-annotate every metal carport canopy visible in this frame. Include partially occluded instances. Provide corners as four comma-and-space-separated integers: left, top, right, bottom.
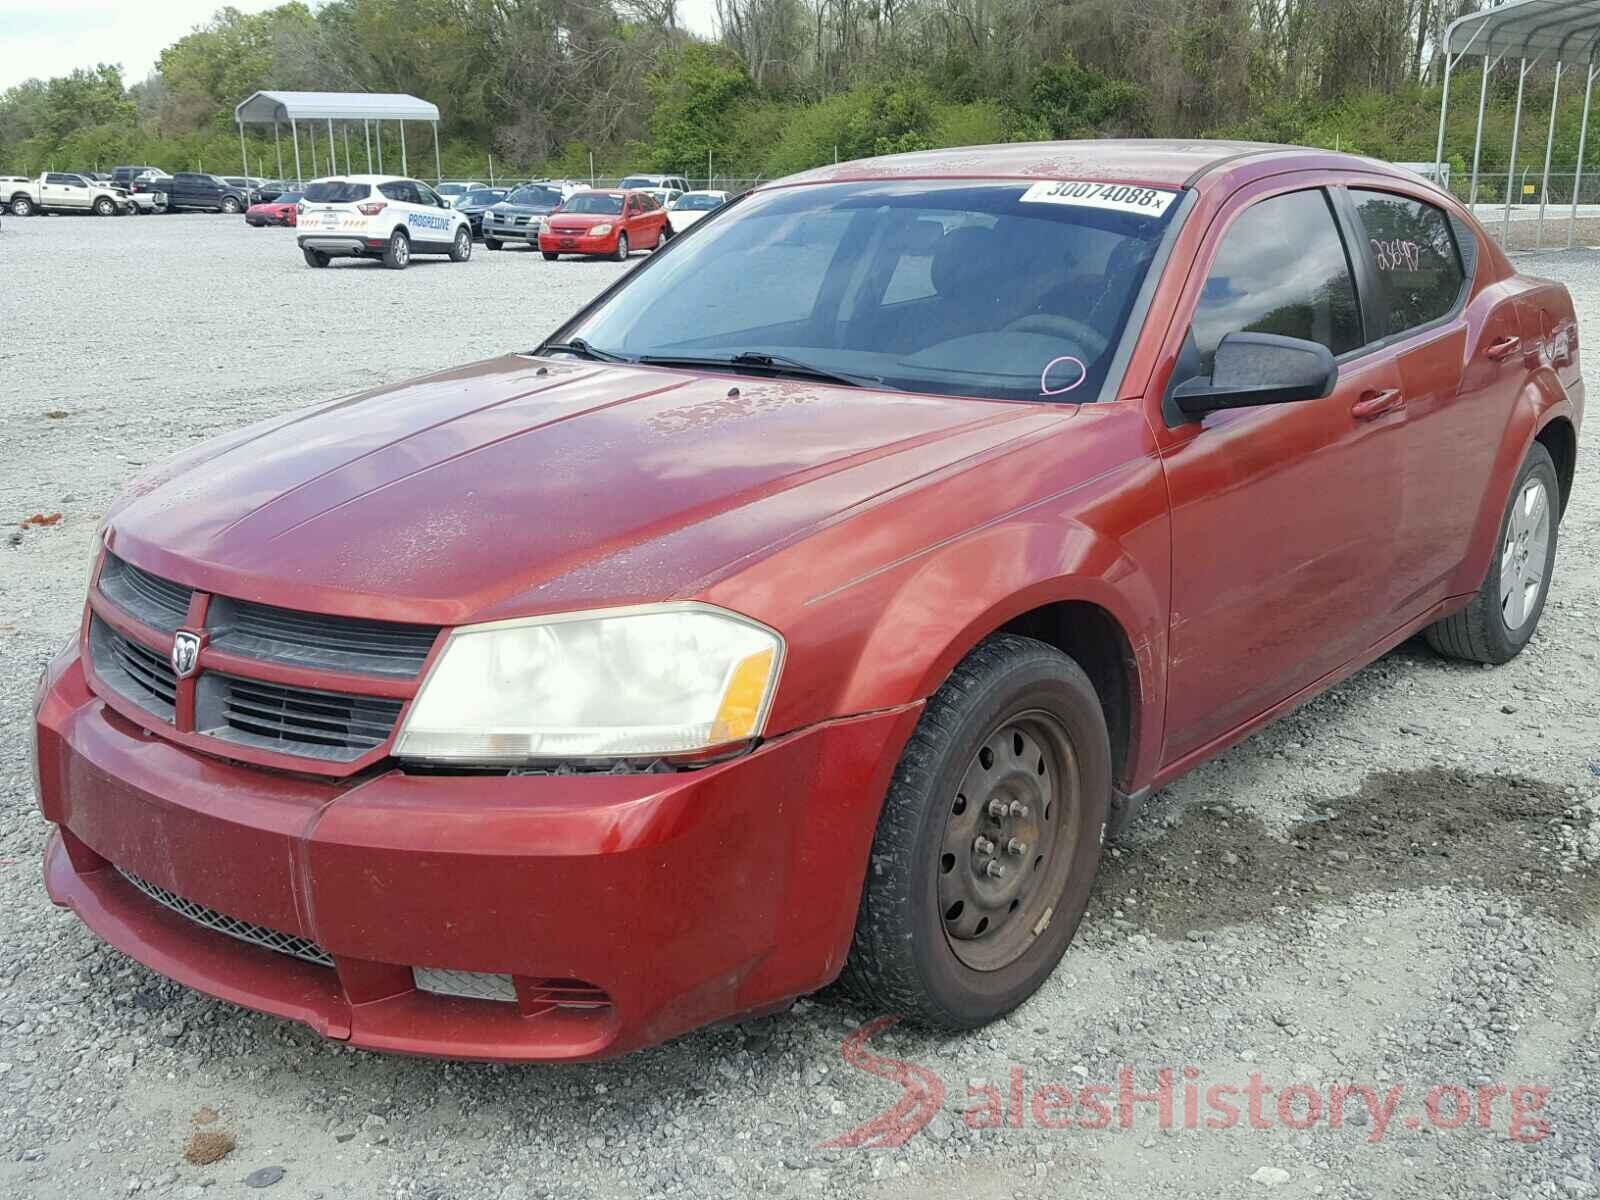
1445, 0, 1600, 64
234, 91, 440, 124
1436, 0, 1600, 251
233, 92, 443, 187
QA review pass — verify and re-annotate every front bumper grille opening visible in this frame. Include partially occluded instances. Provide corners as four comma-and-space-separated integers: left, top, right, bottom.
116, 867, 334, 968
197, 674, 403, 762
411, 969, 612, 1014
89, 618, 177, 720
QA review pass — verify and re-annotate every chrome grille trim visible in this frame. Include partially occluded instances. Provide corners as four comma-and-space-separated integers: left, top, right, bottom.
115, 867, 334, 967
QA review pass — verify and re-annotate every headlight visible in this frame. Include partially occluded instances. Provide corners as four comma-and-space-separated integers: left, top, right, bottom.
393, 604, 783, 763
590, 223, 613, 236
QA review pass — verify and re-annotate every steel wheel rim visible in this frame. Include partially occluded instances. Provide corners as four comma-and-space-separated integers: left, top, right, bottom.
937, 710, 1078, 972
1500, 476, 1552, 632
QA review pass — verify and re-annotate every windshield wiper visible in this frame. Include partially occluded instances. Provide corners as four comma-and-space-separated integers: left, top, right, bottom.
538, 337, 632, 363
636, 351, 892, 390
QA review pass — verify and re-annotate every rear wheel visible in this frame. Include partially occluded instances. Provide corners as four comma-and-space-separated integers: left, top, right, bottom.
612, 232, 629, 262
840, 634, 1111, 1028
220, 196, 241, 214
383, 229, 410, 270
485, 238, 502, 251
11, 195, 33, 216
302, 247, 329, 269
1425, 442, 1559, 664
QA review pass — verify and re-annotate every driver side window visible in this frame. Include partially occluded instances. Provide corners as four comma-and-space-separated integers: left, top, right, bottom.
1192, 189, 1364, 371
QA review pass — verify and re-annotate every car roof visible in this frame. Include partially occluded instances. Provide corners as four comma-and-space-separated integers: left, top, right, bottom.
774, 139, 1420, 193
306, 174, 418, 185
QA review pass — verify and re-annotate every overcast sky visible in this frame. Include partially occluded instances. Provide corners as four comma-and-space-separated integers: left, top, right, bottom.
0, 0, 721, 92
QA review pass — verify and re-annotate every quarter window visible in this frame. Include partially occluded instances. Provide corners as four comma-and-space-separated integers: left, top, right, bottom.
1191, 189, 1363, 369
1350, 190, 1465, 336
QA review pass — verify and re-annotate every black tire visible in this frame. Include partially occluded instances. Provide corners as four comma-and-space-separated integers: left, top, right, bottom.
658, 223, 673, 247
382, 229, 410, 270
10, 195, 33, 217
93, 197, 114, 216
1425, 442, 1559, 664
220, 196, 241, 214
485, 238, 502, 251
541, 251, 558, 261
840, 634, 1111, 1029
449, 226, 472, 262
612, 232, 629, 262
302, 247, 330, 269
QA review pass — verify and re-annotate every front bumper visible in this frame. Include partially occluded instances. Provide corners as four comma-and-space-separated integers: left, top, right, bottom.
35, 646, 918, 1061
539, 229, 617, 255
481, 218, 542, 244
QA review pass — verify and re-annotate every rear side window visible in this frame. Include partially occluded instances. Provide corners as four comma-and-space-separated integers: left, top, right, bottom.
304, 181, 371, 203
379, 180, 421, 204
1192, 189, 1363, 369
1350, 190, 1465, 337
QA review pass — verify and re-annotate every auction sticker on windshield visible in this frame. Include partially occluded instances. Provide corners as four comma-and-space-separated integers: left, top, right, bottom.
1020, 180, 1177, 218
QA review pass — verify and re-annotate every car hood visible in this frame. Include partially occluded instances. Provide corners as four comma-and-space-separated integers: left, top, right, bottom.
104, 356, 1067, 626
489, 202, 556, 215
547, 213, 619, 228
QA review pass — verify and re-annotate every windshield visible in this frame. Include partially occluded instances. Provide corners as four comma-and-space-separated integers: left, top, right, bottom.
302, 181, 371, 204
563, 193, 624, 215
672, 194, 721, 211
276, 193, 303, 205
437, 183, 467, 196
506, 185, 562, 207
618, 176, 657, 189
461, 189, 506, 206
557, 180, 1179, 403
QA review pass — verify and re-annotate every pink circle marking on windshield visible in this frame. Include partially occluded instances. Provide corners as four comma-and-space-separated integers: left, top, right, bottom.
1040, 356, 1087, 396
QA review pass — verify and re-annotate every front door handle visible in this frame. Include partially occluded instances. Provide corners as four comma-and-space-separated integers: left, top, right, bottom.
1486, 335, 1522, 362
1351, 388, 1405, 420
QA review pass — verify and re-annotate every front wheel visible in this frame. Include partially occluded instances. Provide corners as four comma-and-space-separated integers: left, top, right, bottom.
382, 229, 410, 270
449, 227, 472, 262
1425, 442, 1559, 664
484, 238, 502, 251
611, 232, 629, 262
840, 634, 1111, 1028
220, 197, 241, 214
541, 250, 558, 261
94, 198, 115, 216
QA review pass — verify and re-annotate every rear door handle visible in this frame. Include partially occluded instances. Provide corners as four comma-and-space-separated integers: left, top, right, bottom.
1351, 388, 1405, 420
1486, 335, 1522, 362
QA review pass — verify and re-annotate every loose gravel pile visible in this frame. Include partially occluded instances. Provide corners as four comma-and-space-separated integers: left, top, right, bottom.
1, 213, 1597, 1200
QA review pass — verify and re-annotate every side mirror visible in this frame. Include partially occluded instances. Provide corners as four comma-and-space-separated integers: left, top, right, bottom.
1172, 332, 1338, 418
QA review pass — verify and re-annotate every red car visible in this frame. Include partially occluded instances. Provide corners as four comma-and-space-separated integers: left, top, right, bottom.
34, 141, 1579, 1061
538, 188, 671, 260
245, 192, 302, 227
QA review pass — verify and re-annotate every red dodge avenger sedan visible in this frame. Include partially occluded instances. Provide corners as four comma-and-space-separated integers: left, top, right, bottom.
35, 142, 1580, 1061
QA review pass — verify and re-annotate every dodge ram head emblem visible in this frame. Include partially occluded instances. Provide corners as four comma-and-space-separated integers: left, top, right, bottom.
171, 632, 201, 679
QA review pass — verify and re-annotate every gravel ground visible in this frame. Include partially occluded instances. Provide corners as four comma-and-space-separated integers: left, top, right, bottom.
1, 213, 1597, 1200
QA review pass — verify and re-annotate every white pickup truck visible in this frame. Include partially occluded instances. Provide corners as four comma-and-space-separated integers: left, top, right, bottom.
2, 173, 137, 217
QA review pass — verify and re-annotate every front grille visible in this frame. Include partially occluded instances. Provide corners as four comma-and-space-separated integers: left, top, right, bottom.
198, 673, 404, 762
209, 596, 438, 678
89, 618, 177, 719
98, 554, 192, 631
116, 867, 334, 967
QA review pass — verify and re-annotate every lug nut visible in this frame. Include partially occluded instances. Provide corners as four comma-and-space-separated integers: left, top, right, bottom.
1006, 837, 1027, 857
973, 836, 995, 855
1009, 800, 1029, 818
984, 860, 1007, 879
988, 799, 1008, 819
